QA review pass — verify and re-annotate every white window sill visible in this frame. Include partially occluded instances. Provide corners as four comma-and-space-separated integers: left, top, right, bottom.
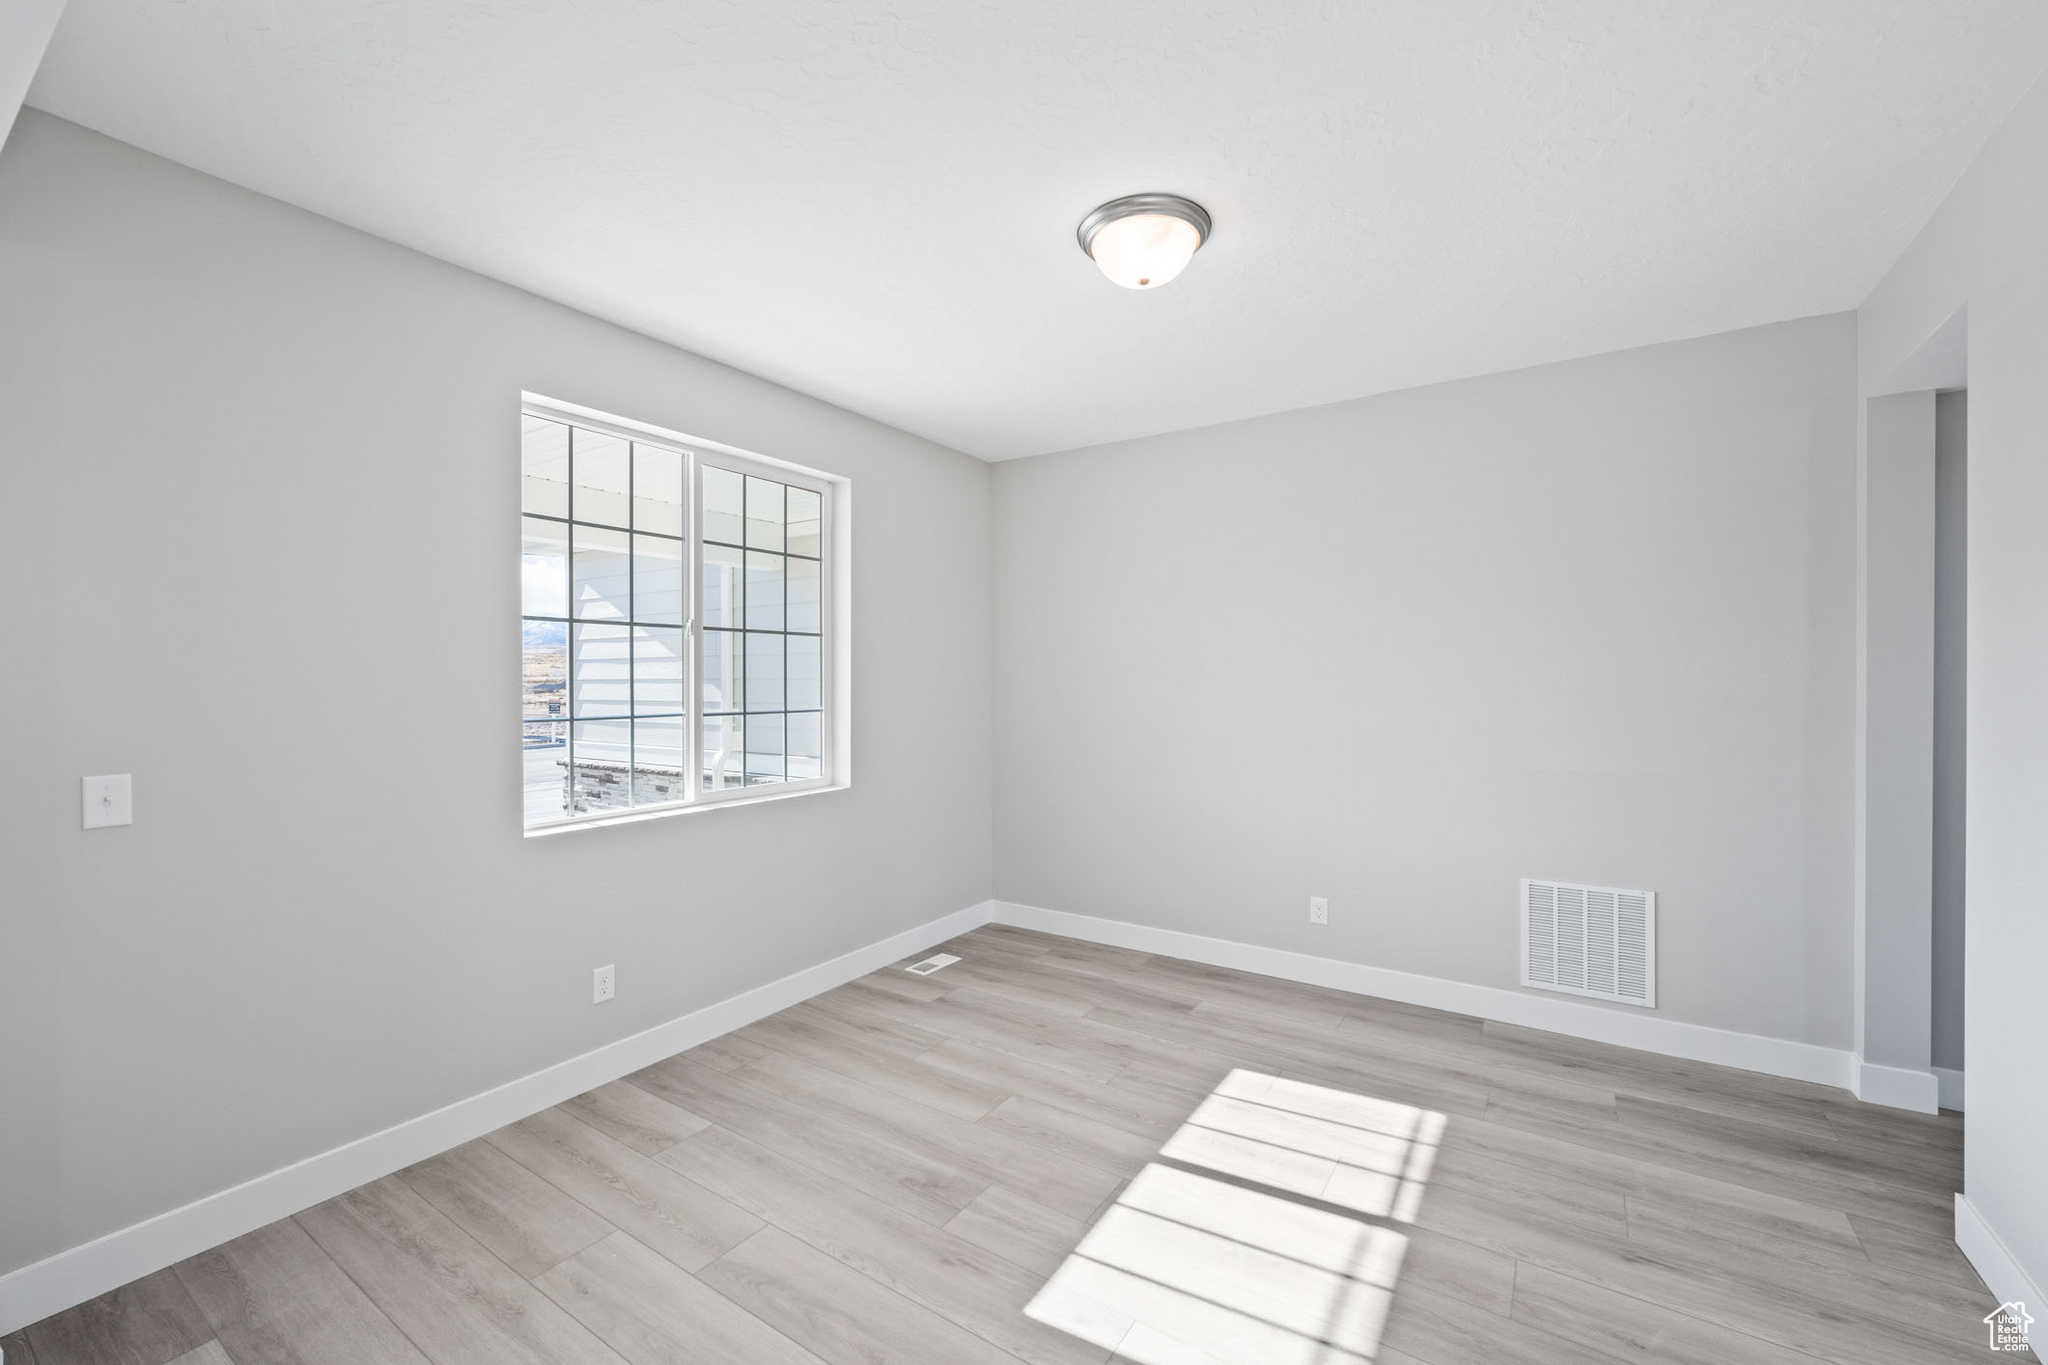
523, 778, 846, 838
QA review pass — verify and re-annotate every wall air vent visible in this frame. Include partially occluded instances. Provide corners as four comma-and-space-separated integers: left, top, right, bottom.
1521, 879, 1655, 1008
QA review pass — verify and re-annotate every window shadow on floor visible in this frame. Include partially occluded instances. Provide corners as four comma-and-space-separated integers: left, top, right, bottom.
1025, 1068, 1444, 1364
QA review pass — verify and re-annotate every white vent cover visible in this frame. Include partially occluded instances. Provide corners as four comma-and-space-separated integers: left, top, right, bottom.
1521, 879, 1655, 1008
905, 953, 960, 976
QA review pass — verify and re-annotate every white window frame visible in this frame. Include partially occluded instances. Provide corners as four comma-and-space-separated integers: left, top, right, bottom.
521, 393, 845, 835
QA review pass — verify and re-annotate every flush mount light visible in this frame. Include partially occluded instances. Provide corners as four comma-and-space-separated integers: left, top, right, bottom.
1077, 193, 1211, 290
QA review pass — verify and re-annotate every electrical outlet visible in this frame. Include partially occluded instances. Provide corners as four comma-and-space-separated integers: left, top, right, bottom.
1309, 896, 1328, 925
592, 964, 616, 1004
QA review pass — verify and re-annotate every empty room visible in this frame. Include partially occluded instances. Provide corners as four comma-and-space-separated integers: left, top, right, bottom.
3, 2, 2046, 1362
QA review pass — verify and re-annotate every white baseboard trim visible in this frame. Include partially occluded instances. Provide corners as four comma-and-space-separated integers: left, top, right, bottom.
1956, 1193, 2046, 1320
1933, 1066, 1965, 1111
0, 899, 994, 1336
1851, 1057, 1942, 1115
993, 901, 1861, 1095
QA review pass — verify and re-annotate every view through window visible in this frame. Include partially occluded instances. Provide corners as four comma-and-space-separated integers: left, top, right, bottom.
521, 405, 831, 828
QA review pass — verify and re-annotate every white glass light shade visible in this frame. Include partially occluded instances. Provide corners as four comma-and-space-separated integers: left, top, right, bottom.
1087, 212, 1203, 289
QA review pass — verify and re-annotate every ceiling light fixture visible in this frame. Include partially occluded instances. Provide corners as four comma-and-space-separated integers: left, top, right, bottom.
1076, 193, 1211, 290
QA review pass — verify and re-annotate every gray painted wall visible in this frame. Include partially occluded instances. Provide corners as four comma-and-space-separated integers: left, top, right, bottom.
1855, 390, 1936, 1075
0, 112, 994, 1278
994, 313, 1858, 1048
1932, 390, 1966, 1074
1861, 68, 2048, 1294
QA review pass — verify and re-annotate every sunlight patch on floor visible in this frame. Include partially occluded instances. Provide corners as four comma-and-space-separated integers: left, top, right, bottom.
1025, 1069, 1444, 1364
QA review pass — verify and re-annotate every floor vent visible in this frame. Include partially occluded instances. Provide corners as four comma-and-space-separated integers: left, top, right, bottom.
905, 953, 961, 976
1521, 879, 1655, 1008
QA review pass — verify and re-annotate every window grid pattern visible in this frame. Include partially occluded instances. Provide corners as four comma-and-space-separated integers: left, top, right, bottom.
523, 417, 688, 821
523, 409, 830, 828
699, 467, 824, 790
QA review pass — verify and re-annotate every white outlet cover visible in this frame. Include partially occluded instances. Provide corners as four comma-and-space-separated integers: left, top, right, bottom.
82, 774, 133, 829
593, 964, 616, 1004
1309, 896, 1328, 924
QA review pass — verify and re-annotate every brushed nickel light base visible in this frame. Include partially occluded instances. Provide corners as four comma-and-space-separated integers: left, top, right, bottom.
1076, 193, 1212, 258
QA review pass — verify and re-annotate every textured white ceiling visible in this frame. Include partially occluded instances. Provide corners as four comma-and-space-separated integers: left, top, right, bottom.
28, 1, 2048, 459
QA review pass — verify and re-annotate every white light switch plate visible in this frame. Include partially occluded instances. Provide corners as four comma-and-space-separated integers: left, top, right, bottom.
82, 774, 133, 829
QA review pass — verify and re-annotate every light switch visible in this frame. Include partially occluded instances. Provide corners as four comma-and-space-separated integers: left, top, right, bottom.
82, 774, 133, 829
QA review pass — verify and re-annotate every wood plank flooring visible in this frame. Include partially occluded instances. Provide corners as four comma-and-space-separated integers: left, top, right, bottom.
10, 925, 2026, 1365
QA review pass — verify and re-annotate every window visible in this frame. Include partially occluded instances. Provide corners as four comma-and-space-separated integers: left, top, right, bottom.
521, 399, 836, 830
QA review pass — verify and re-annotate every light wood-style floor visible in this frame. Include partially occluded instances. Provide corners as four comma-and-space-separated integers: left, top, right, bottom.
4, 925, 2023, 1365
